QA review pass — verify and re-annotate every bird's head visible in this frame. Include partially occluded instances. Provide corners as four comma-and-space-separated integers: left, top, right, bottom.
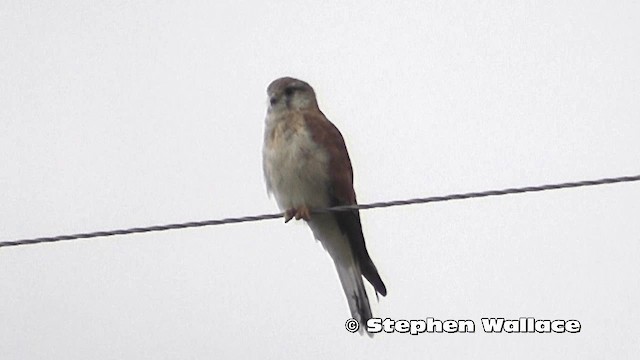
267, 77, 319, 113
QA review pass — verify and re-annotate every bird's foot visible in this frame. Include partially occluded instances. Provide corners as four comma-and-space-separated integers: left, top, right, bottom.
284, 206, 311, 223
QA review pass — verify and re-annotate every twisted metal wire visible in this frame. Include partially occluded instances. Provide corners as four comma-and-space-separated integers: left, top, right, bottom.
1, 174, 639, 248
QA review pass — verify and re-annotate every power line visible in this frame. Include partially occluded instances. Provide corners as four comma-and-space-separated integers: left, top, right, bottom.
1, 174, 639, 249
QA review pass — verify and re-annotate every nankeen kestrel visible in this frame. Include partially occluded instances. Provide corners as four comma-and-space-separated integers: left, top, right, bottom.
262, 77, 386, 334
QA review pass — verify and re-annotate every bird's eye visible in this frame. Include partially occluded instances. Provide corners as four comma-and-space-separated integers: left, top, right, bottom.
284, 87, 295, 96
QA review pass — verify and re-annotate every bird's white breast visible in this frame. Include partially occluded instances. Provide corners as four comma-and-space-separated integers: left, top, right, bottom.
263, 111, 331, 211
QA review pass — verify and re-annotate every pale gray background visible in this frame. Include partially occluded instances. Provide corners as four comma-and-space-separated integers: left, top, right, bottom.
1, 1, 639, 359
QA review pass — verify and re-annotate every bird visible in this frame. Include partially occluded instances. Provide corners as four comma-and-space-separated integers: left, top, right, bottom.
262, 77, 386, 334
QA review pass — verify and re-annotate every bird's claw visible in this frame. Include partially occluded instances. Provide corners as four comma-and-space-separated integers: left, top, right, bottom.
284, 209, 295, 223
284, 206, 311, 223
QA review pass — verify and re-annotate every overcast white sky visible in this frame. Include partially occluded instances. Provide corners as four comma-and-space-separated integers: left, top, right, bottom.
1, 1, 639, 358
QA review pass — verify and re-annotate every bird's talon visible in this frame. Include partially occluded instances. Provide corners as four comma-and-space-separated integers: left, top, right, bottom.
284, 208, 296, 223
285, 206, 311, 222
295, 206, 311, 221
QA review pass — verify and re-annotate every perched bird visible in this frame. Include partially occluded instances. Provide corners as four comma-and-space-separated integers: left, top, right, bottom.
262, 77, 386, 334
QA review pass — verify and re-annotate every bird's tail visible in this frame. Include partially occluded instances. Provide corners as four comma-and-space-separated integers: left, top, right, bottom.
334, 260, 374, 336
